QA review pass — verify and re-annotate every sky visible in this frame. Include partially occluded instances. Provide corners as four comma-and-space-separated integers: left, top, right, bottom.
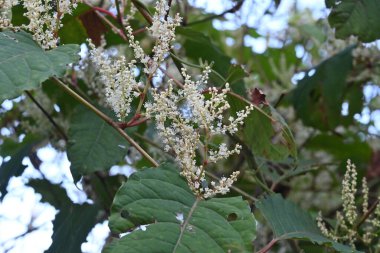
0, 1, 369, 253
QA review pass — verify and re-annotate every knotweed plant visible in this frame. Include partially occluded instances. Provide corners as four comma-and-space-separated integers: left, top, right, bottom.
317, 160, 380, 248
84, 0, 251, 198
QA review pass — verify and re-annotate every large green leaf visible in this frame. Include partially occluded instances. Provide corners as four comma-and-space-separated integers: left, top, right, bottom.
291, 46, 354, 131
67, 106, 127, 178
327, 0, 380, 42
256, 194, 361, 253
0, 30, 80, 101
106, 164, 256, 253
29, 179, 99, 253
244, 105, 297, 162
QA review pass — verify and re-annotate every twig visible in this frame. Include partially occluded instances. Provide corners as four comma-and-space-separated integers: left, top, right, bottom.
186, 0, 244, 26
24, 90, 68, 141
164, 0, 172, 20
52, 77, 159, 167
131, 0, 153, 25
92, 6, 118, 20
114, 0, 130, 38
354, 199, 380, 230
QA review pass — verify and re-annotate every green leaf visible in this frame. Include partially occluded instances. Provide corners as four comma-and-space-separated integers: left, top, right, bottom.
106, 164, 256, 253
291, 46, 354, 131
0, 30, 80, 102
29, 179, 100, 253
244, 105, 297, 161
0, 136, 40, 198
256, 194, 361, 253
327, 0, 380, 42
67, 106, 127, 178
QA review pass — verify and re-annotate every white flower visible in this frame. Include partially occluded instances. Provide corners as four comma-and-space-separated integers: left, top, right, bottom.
145, 66, 253, 198
0, 0, 78, 49
126, 0, 182, 75
88, 40, 142, 120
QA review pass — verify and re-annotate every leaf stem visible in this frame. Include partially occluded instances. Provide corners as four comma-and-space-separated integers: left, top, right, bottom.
256, 238, 279, 253
52, 77, 159, 167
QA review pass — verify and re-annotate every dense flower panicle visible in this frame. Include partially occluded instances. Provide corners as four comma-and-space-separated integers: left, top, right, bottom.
317, 160, 380, 247
126, 0, 181, 75
88, 41, 141, 120
0, 0, 78, 49
342, 159, 358, 225
145, 66, 253, 198
0, 0, 18, 27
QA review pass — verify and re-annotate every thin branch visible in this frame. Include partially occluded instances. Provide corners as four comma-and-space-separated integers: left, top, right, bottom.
354, 199, 380, 230
186, 0, 244, 26
131, 0, 153, 25
24, 90, 68, 141
164, 0, 172, 20
52, 77, 159, 167
114, 0, 130, 38
92, 6, 118, 20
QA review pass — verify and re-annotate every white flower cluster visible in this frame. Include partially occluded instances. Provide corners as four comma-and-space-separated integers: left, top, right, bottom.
0, 0, 78, 49
145, 66, 253, 198
126, 0, 182, 75
342, 159, 358, 225
317, 160, 380, 247
0, 0, 18, 27
88, 40, 142, 120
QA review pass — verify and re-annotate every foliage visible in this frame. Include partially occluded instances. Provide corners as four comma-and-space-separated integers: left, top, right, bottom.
0, 0, 379, 253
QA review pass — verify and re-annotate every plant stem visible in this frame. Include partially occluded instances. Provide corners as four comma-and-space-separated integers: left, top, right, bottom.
114, 0, 130, 37
186, 0, 244, 26
131, 0, 153, 25
256, 238, 279, 253
354, 199, 380, 230
52, 77, 159, 167
25, 90, 68, 141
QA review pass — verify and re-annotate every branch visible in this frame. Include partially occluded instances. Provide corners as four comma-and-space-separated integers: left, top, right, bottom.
186, 0, 244, 26
131, 0, 153, 25
24, 90, 68, 141
52, 77, 159, 167
354, 199, 380, 230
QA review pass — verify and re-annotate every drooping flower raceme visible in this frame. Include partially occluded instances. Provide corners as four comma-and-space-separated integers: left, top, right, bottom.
0, 0, 78, 49
145, 67, 254, 198
88, 41, 142, 121
126, 0, 182, 75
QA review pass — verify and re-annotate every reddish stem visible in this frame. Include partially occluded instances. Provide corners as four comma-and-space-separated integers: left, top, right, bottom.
92, 6, 118, 20
117, 114, 148, 129
256, 238, 279, 253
